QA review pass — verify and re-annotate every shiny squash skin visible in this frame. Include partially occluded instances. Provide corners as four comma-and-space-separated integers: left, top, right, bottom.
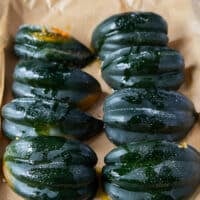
103, 140, 200, 200
13, 60, 102, 110
2, 98, 103, 140
91, 12, 168, 59
15, 25, 94, 67
3, 136, 98, 200
103, 88, 198, 145
102, 46, 184, 90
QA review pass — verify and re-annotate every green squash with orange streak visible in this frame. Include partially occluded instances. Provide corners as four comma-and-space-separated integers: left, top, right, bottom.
13, 60, 102, 110
2, 98, 103, 140
15, 25, 94, 67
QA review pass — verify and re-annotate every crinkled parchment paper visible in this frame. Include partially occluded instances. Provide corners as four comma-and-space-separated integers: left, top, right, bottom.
0, 0, 200, 199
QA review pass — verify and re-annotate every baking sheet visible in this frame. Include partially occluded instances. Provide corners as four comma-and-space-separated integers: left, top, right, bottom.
0, 0, 200, 199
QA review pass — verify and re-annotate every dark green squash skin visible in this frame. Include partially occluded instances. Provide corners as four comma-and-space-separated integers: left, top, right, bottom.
1, 98, 103, 140
91, 12, 168, 59
3, 136, 98, 200
102, 46, 184, 90
13, 60, 102, 109
103, 140, 200, 200
15, 25, 94, 67
103, 88, 198, 145
98, 32, 168, 59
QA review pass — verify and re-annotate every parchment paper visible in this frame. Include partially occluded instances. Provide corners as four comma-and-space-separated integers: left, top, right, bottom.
0, 0, 200, 199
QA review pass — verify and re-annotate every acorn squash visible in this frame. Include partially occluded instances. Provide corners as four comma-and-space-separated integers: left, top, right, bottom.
103, 88, 198, 145
103, 140, 200, 200
2, 98, 103, 140
102, 46, 184, 90
3, 136, 98, 200
15, 25, 94, 67
91, 12, 168, 59
13, 59, 102, 110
